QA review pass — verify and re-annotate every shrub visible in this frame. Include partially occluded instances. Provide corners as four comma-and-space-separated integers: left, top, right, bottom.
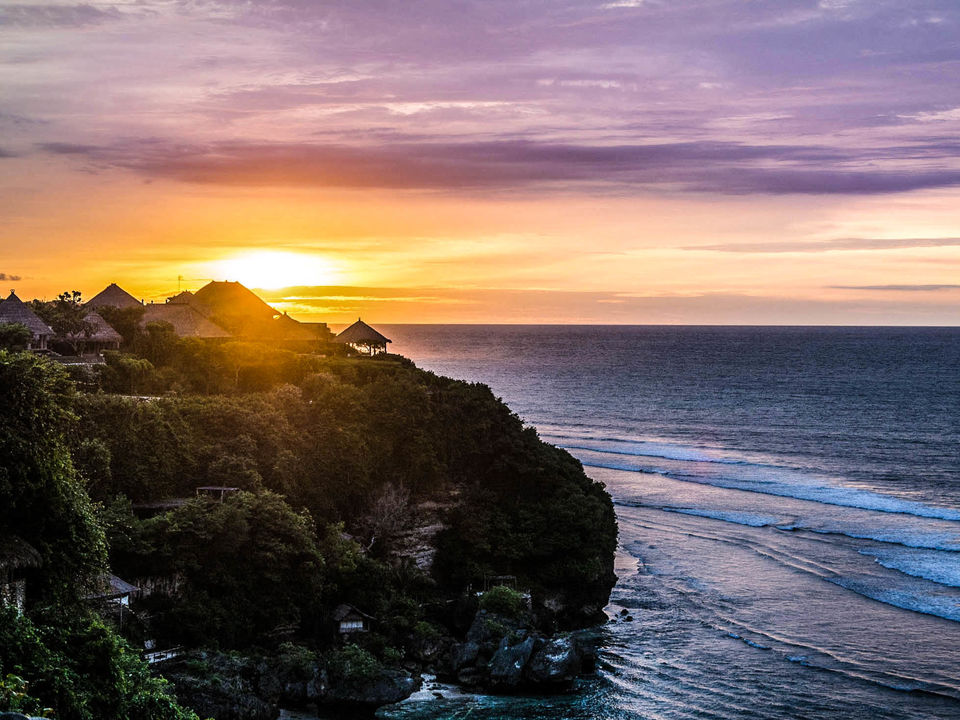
324, 644, 382, 682
479, 585, 527, 619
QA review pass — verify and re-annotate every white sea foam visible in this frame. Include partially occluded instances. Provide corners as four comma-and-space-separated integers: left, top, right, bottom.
667, 508, 787, 527
828, 577, 960, 623
574, 454, 960, 523
860, 548, 960, 588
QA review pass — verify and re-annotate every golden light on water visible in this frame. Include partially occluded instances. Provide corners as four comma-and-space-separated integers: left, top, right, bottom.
210, 251, 342, 290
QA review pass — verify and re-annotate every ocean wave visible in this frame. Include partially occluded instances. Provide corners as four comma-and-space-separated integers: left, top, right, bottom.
616, 497, 960, 553
828, 577, 960, 623
667, 508, 789, 528
560, 442, 762, 466
577, 458, 960, 523
859, 548, 960, 588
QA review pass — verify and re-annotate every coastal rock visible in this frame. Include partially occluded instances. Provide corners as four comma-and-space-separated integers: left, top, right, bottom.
455, 666, 485, 687
171, 673, 278, 720
488, 635, 536, 689
323, 668, 420, 707
454, 640, 480, 670
524, 636, 581, 687
465, 610, 525, 659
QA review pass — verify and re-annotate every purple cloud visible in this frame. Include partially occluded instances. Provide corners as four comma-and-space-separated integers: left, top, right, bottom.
6, 0, 960, 199
36, 138, 960, 195
0, 4, 120, 28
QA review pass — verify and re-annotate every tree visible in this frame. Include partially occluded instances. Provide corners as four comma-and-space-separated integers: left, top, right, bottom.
0, 351, 200, 719
133, 321, 180, 366
138, 491, 325, 648
30, 291, 94, 356
0, 350, 106, 601
0, 322, 32, 351
96, 305, 145, 348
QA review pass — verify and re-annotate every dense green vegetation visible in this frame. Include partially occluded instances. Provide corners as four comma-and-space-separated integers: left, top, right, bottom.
0, 323, 32, 352
0, 327, 617, 716
72, 354, 616, 624
0, 351, 199, 719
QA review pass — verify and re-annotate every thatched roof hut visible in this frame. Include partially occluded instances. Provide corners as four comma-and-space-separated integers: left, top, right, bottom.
62, 310, 122, 352
335, 319, 391, 356
333, 603, 373, 634
185, 281, 332, 345
86, 283, 143, 310
142, 304, 232, 339
0, 536, 41, 572
0, 291, 54, 349
85, 573, 139, 604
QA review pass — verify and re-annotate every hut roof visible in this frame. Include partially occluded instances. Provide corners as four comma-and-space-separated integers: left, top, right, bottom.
86, 283, 143, 310
192, 281, 278, 321
300, 321, 333, 339
335, 319, 391, 345
333, 603, 374, 621
273, 312, 320, 341
0, 536, 42, 570
142, 304, 232, 339
166, 290, 197, 306
85, 573, 139, 600
0, 291, 54, 336
63, 311, 122, 344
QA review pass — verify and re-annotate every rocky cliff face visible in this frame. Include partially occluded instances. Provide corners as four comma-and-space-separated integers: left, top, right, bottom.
415, 609, 601, 694
165, 651, 421, 720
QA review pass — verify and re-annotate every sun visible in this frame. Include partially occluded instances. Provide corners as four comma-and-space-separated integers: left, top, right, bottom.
212, 251, 341, 290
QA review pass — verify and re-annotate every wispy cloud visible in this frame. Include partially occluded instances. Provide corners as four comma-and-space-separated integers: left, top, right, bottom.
685, 237, 960, 253
0, 272, 23, 281
0, 3, 121, 28
37, 138, 960, 196
254, 285, 960, 325
829, 284, 960, 291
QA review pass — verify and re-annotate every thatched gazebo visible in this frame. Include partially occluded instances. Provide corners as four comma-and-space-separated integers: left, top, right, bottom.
0, 290, 54, 350
335, 319, 391, 356
62, 310, 123, 354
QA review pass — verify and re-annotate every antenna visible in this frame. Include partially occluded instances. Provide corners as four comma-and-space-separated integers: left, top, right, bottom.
178, 275, 183, 292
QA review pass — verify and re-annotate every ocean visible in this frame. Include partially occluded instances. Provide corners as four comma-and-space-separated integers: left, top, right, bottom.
376, 325, 960, 720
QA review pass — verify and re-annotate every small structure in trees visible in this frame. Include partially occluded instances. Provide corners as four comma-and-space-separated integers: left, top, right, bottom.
335, 319, 392, 356
196, 486, 240, 503
333, 604, 373, 635
60, 310, 122, 356
84, 573, 140, 632
0, 536, 41, 614
0, 291, 54, 351
85, 573, 140, 607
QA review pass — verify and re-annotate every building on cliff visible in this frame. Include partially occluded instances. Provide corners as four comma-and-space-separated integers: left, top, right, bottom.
175, 280, 333, 349
334, 604, 373, 635
0, 290, 55, 350
335, 319, 392, 356
60, 310, 123, 355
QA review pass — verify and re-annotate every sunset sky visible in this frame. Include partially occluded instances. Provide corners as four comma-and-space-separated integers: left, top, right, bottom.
2, 0, 959, 324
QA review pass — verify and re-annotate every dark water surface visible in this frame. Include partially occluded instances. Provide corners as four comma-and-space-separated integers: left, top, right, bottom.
378, 326, 960, 720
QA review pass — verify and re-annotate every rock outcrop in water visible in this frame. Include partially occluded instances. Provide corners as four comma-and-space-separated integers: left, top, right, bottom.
434, 609, 600, 693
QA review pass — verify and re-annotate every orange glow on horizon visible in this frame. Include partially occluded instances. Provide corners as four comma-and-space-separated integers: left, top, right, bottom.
205, 251, 343, 291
